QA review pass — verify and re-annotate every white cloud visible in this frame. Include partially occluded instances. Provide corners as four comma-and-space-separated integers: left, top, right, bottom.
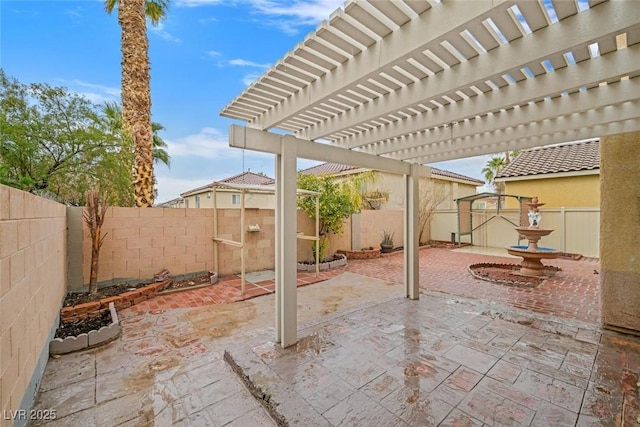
207, 50, 222, 57
57, 79, 120, 104
166, 127, 237, 159
242, 73, 262, 86
245, 0, 344, 34
175, 0, 227, 7
149, 22, 181, 43
166, 127, 273, 162
228, 58, 271, 68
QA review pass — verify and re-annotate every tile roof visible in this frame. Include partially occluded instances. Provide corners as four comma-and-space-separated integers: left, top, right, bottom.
430, 167, 484, 185
219, 171, 275, 185
300, 162, 483, 185
181, 171, 274, 196
299, 163, 361, 176
496, 139, 600, 179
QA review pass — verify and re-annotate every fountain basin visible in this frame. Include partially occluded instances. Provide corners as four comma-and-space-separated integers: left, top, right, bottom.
507, 245, 560, 277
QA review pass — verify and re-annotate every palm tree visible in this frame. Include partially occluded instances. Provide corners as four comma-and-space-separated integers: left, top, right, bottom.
101, 101, 171, 167
104, 0, 169, 207
482, 155, 506, 194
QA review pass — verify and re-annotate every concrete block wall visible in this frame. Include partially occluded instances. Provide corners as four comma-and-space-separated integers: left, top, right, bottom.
0, 185, 67, 427
70, 207, 285, 289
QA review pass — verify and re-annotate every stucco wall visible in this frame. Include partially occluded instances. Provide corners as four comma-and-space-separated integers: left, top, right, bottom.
502, 174, 600, 208
182, 190, 275, 209
371, 174, 478, 211
0, 185, 66, 426
600, 132, 640, 333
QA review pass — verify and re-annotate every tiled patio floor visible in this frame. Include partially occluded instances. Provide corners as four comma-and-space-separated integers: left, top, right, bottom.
30, 247, 636, 427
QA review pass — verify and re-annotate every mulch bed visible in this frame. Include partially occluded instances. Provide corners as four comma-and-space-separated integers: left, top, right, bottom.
468, 262, 562, 288
55, 310, 112, 339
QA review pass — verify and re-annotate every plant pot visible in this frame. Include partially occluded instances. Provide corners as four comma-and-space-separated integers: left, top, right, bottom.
380, 244, 394, 254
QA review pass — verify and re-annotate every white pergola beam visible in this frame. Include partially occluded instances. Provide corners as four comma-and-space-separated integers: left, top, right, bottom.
413, 103, 640, 163
355, 44, 640, 153
228, 124, 415, 176
253, 0, 514, 130
387, 76, 640, 159
317, 1, 638, 145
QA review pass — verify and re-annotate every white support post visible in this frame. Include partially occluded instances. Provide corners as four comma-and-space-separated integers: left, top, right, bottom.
274, 156, 282, 344
278, 135, 298, 347
213, 188, 218, 274
315, 196, 320, 277
241, 189, 246, 295
404, 163, 420, 300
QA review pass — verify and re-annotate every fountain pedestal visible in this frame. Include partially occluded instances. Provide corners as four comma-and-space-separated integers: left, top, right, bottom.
506, 197, 560, 277
507, 228, 560, 276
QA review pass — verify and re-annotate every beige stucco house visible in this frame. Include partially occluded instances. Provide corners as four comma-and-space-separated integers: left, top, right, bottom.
300, 162, 483, 210
179, 171, 276, 209
495, 139, 600, 209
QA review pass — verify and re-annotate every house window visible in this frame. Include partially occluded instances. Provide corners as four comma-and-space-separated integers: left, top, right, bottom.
185, 199, 189, 208
207, 192, 211, 199
232, 194, 241, 205
195, 195, 200, 208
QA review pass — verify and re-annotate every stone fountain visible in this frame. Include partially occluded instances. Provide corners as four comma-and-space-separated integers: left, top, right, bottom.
506, 196, 560, 276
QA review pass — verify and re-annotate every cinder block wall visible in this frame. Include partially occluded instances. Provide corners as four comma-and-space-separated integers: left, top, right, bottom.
70, 207, 287, 289
0, 185, 67, 427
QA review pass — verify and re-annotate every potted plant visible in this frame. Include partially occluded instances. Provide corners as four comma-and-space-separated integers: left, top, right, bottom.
380, 230, 394, 253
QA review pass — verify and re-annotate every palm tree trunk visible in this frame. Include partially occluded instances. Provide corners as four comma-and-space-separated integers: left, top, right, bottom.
119, 0, 154, 207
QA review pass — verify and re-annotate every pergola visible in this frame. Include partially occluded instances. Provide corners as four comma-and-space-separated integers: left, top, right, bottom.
221, 0, 640, 346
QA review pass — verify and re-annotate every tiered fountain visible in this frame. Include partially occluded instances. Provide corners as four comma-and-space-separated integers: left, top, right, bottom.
506, 196, 560, 276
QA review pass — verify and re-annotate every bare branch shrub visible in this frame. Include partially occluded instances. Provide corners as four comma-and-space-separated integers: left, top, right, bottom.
418, 180, 451, 245
83, 188, 109, 294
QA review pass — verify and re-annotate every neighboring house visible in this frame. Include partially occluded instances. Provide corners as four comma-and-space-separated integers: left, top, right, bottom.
156, 197, 184, 208
300, 162, 483, 210
180, 171, 276, 209
495, 139, 600, 208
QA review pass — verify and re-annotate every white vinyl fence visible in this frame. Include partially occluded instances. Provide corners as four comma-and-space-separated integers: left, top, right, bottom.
431, 208, 600, 258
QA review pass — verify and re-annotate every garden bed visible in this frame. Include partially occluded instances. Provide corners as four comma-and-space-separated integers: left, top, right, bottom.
297, 253, 347, 272
337, 247, 381, 260
468, 262, 561, 288
50, 302, 120, 355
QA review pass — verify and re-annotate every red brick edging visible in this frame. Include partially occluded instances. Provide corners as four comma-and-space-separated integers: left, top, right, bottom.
60, 278, 171, 324
337, 248, 381, 260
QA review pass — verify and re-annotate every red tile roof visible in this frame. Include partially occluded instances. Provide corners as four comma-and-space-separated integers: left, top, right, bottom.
220, 171, 275, 185
180, 171, 274, 196
497, 140, 599, 179
299, 163, 361, 176
430, 167, 484, 185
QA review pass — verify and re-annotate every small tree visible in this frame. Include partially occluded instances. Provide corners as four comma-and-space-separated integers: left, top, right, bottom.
297, 173, 361, 260
83, 189, 109, 294
418, 180, 451, 245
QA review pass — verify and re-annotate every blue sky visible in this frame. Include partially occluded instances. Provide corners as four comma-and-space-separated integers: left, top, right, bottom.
2, 0, 490, 203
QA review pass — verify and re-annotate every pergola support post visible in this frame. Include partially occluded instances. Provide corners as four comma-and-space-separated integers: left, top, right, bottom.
404, 163, 420, 300
276, 135, 298, 347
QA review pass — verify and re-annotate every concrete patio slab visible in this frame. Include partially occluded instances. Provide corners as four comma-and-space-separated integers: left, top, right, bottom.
225, 292, 639, 427
29, 248, 635, 426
